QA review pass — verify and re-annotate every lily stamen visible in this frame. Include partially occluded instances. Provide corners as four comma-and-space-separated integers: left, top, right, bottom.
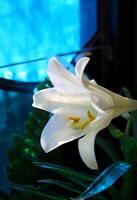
87, 111, 96, 121
68, 111, 96, 130
68, 116, 80, 123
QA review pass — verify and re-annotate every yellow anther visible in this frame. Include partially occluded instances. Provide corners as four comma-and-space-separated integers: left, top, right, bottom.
87, 111, 96, 121
68, 111, 96, 130
80, 121, 90, 130
68, 116, 80, 123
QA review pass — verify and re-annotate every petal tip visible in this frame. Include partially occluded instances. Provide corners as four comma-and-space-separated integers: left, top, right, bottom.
49, 56, 57, 61
78, 134, 99, 170
41, 142, 54, 154
75, 57, 90, 78
48, 56, 59, 66
78, 56, 90, 64
91, 162, 99, 170
32, 102, 35, 108
40, 134, 55, 154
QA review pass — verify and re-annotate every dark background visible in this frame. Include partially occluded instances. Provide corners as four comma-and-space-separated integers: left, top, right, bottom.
88, 0, 136, 96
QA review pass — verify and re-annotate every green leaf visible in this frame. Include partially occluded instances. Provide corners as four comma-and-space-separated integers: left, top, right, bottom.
33, 162, 94, 187
122, 87, 137, 140
38, 179, 81, 193
10, 183, 68, 200
108, 124, 124, 139
96, 135, 120, 161
72, 162, 131, 200
91, 197, 109, 200
120, 135, 137, 163
131, 110, 137, 140
0, 190, 9, 200
122, 87, 132, 99
125, 118, 132, 136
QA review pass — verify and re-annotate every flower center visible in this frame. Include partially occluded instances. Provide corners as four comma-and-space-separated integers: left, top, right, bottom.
67, 111, 96, 130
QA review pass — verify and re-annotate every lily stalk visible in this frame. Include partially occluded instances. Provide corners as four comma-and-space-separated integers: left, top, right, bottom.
32, 57, 137, 169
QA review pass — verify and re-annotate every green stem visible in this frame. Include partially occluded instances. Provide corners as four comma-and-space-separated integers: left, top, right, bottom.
125, 119, 132, 136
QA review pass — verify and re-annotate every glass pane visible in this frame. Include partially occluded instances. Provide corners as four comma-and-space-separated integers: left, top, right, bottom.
80, 0, 97, 46
0, 0, 97, 193
0, 0, 80, 82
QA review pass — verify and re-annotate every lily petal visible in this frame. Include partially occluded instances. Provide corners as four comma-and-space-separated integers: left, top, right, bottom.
83, 79, 137, 118
78, 109, 112, 169
75, 57, 90, 78
78, 132, 98, 169
109, 95, 137, 118
47, 57, 88, 95
75, 58, 137, 116
32, 56, 137, 170
33, 88, 94, 114
32, 88, 61, 113
40, 101, 106, 154
40, 112, 87, 153
75, 57, 114, 110
75, 56, 97, 86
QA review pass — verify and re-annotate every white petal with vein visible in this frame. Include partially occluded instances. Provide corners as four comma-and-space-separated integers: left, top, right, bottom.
40, 113, 85, 153
75, 57, 90, 78
78, 110, 112, 169
75, 57, 114, 111
33, 88, 61, 113
78, 132, 98, 169
86, 80, 137, 117
33, 88, 93, 114
47, 57, 88, 95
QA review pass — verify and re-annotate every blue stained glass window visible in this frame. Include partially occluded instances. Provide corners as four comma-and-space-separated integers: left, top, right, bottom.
0, 0, 97, 82
80, 0, 97, 46
0, 0, 97, 193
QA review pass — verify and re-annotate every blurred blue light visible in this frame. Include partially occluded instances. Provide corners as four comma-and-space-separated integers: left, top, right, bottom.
33, 87, 38, 94
3, 70, 13, 79
0, 0, 97, 82
18, 71, 27, 81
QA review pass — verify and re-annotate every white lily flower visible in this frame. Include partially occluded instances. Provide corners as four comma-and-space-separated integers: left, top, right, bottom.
32, 57, 137, 169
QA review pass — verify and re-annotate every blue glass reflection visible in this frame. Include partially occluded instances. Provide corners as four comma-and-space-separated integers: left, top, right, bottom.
73, 162, 131, 200
0, 0, 79, 82
0, 0, 97, 82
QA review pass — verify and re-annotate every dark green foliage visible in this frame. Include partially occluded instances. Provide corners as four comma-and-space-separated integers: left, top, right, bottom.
0, 190, 9, 200
8, 80, 64, 198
